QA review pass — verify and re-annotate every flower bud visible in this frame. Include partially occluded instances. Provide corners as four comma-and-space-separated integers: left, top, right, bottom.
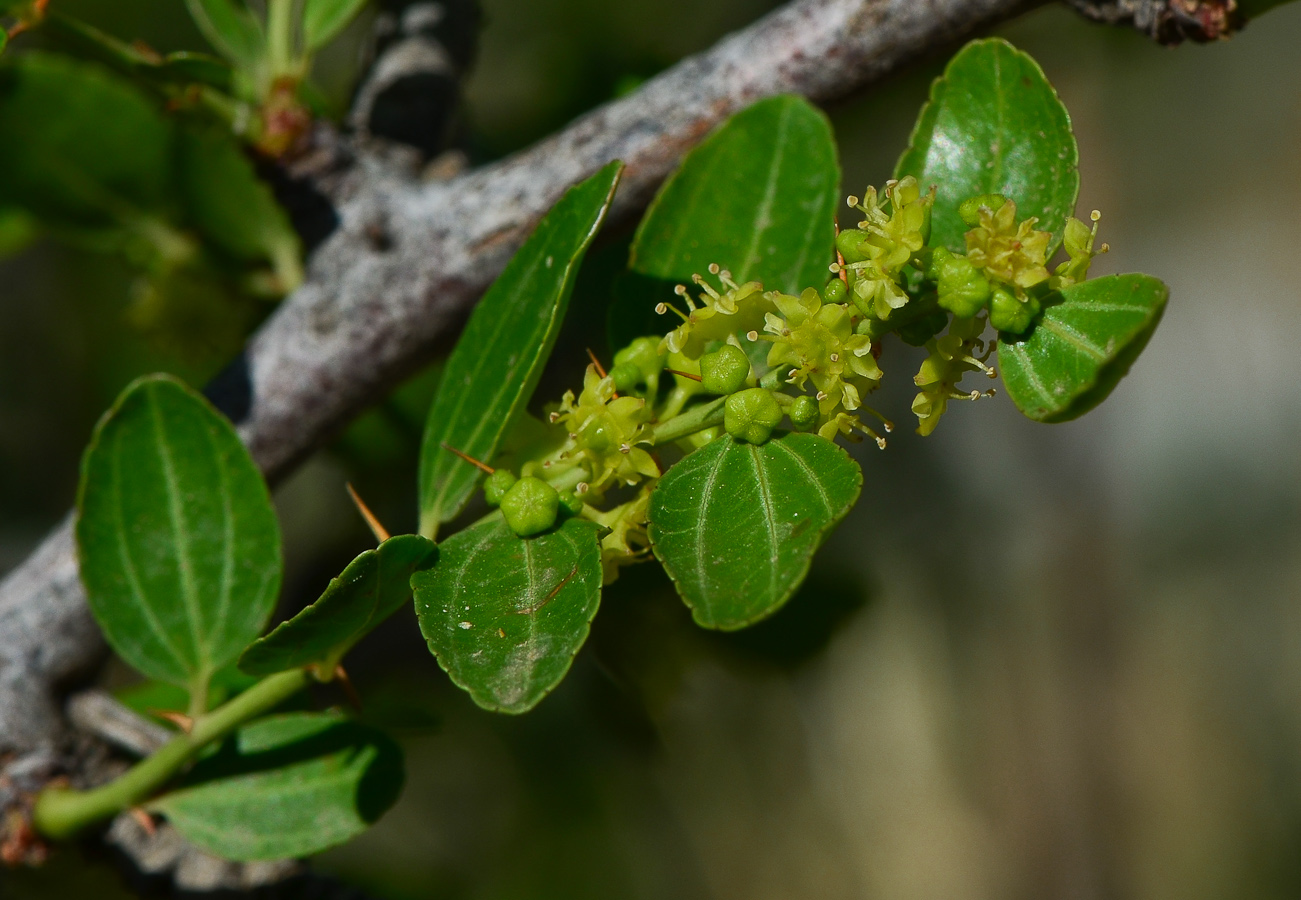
610, 362, 643, 393
725, 388, 783, 445
958, 193, 1007, 227
483, 469, 517, 506
933, 247, 991, 318
823, 277, 847, 305
613, 336, 666, 381
500, 476, 560, 537
558, 490, 585, 516
988, 287, 1041, 335
789, 395, 819, 431
700, 344, 750, 395
836, 229, 870, 264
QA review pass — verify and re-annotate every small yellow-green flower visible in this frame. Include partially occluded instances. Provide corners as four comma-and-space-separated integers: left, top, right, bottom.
1052, 210, 1108, 289
553, 365, 658, 490
964, 198, 1051, 292
911, 314, 994, 436
839, 177, 933, 319
762, 288, 881, 418
659, 266, 770, 359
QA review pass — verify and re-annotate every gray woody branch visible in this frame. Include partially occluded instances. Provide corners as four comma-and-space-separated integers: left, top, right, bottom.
0, 0, 1252, 795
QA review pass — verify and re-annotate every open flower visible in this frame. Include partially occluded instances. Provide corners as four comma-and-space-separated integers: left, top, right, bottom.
552, 365, 658, 490
659, 265, 771, 359
762, 288, 881, 417
963, 197, 1051, 292
911, 314, 995, 436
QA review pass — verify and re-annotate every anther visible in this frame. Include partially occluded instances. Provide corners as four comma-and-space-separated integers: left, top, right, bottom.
576, 482, 589, 495
708, 262, 720, 275
746, 330, 759, 341
1090, 209, 1101, 222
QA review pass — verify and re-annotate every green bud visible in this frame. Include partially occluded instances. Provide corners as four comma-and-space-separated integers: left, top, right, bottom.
558, 490, 585, 516
700, 344, 750, 395
959, 194, 1008, 227
759, 365, 792, 391
613, 336, 665, 381
988, 287, 1041, 335
725, 388, 783, 445
610, 362, 643, 393
836, 229, 870, 264
933, 247, 991, 318
823, 277, 847, 305
898, 310, 949, 347
789, 395, 819, 431
500, 476, 560, 537
483, 469, 517, 506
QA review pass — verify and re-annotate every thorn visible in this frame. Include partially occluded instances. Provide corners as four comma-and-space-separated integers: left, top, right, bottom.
346, 483, 391, 543
441, 443, 495, 474
129, 807, 157, 837
514, 564, 579, 615
663, 369, 702, 382
152, 710, 193, 733
334, 664, 363, 712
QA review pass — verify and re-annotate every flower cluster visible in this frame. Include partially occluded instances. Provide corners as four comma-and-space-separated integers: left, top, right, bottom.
836, 176, 933, 320
550, 365, 658, 492
660, 265, 770, 358
761, 287, 880, 419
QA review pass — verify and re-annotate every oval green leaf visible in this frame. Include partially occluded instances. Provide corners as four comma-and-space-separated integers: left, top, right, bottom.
631, 94, 839, 294
998, 273, 1168, 423
417, 161, 622, 537
303, 0, 369, 50
184, 0, 265, 70
239, 534, 437, 677
895, 38, 1078, 253
76, 374, 282, 695
647, 433, 862, 630
412, 516, 603, 714
152, 712, 403, 861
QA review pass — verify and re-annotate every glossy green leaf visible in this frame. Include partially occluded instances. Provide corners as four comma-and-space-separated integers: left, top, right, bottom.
412, 516, 603, 714
185, 0, 264, 70
153, 713, 403, 861
417, 161, 622, 536
895, 38, 1078, 253
239, 534, 436, 676
648, 433, 861, 630
303, 0, 369, 50
631, 95, 838, 294
177, 126, 302, 287
0, 53, 174, 234
998, 273, 1168, 423
76, 374, 281, 695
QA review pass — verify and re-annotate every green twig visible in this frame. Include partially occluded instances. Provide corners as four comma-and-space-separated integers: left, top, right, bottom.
33, 668, 311, 840
652, 397, 726, 445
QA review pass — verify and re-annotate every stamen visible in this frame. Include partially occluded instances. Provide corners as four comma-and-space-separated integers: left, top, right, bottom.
1090, 209, 1101, 222
442, 443, 495, 474
576, 482, 590, 495
707, 262, 720, 275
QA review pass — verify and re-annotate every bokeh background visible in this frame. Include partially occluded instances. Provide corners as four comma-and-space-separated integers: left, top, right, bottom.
6, 1, 1301, 897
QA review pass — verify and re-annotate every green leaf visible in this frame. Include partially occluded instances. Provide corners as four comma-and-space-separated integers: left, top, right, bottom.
417, 161, 622, 536
631, 95, 839, 294
0, 207, 34, 258
184, 0, 265, 71
177, 126, 302, 288
895, 38, 1078, 253
45, 14, 234, 93
998, 274, 1168, 423
76, 374, 282, 695
412, 516, 603, 714
303, 0, 369, 50
239, 534, 436, 677
647, 433, 861, 630
0, 53, 175, 234
152, 712, 403, 861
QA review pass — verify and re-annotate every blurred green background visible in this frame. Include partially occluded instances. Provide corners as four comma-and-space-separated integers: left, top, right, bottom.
7, 0, 1301, 898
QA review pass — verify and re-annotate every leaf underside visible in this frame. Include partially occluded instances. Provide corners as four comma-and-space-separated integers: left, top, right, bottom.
998, 273, 1169, 422
412, 516, 603, 714
153, 712, 403, 861
77, 375, 281, 691
648, 433, 862, 630
239, 534, 437, 676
